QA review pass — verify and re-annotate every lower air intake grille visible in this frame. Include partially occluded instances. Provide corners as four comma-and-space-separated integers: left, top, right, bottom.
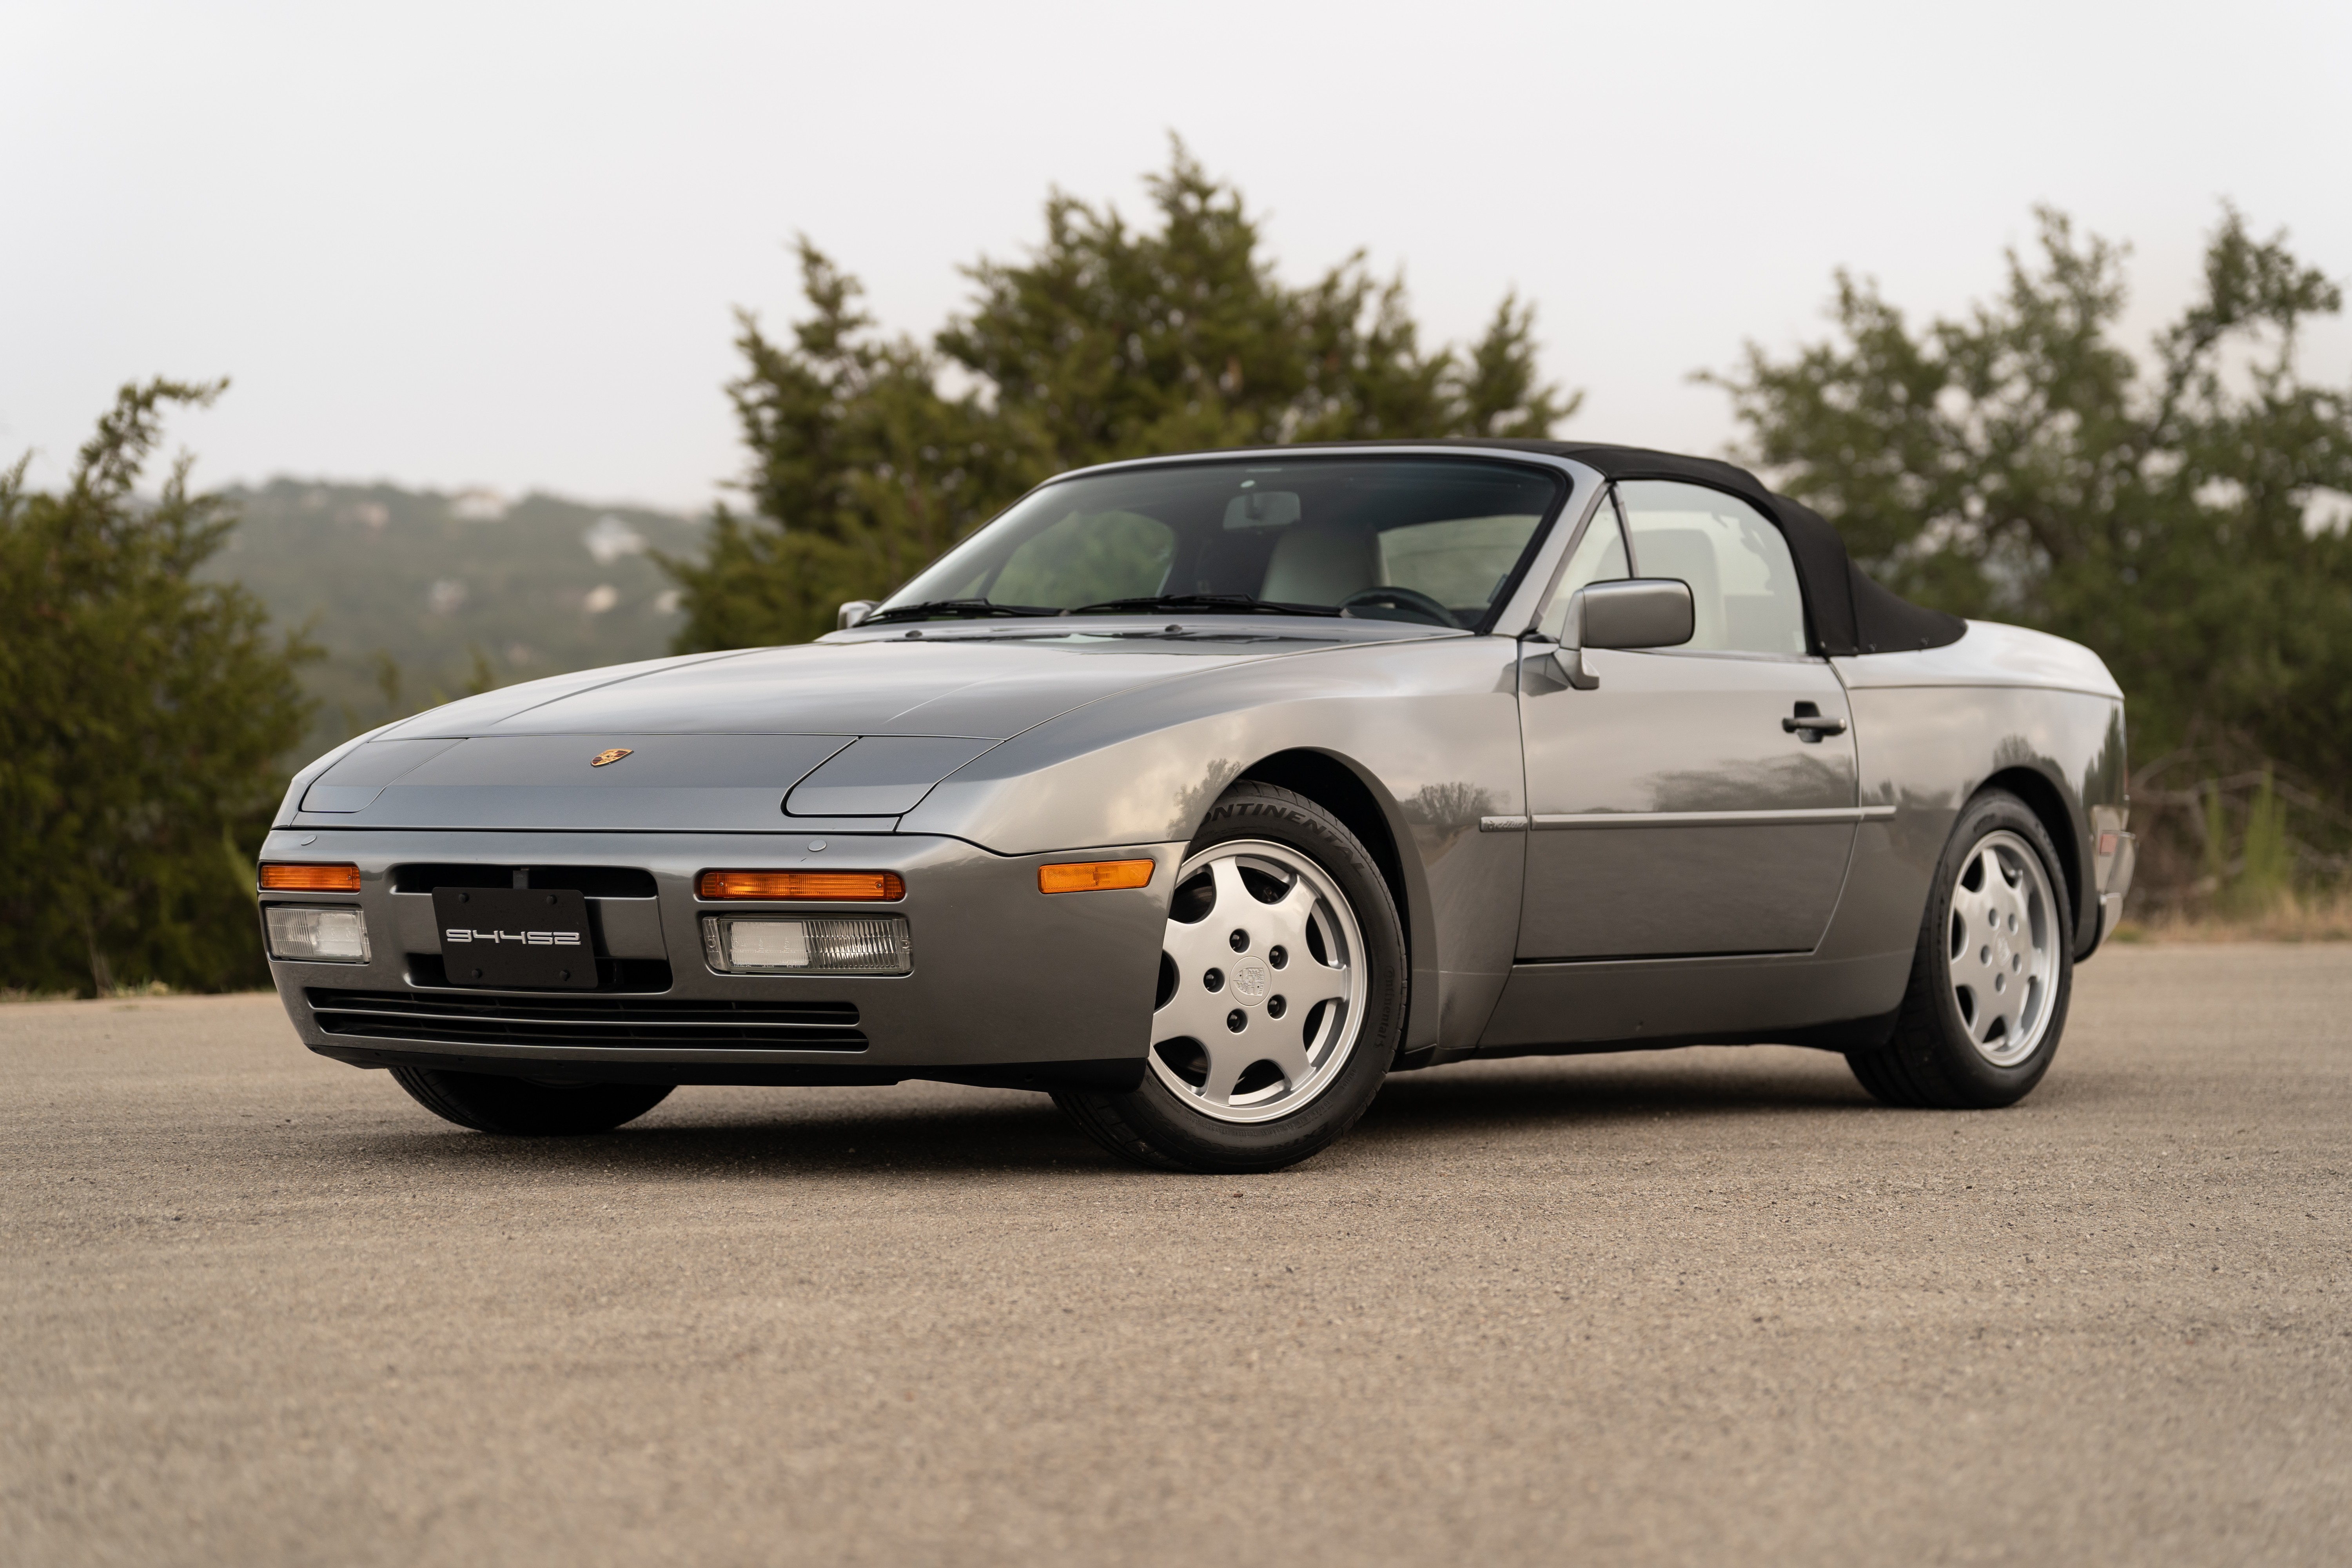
305, 989, 865, 1051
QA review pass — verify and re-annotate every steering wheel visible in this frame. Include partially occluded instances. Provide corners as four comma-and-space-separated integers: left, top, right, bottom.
1340, 586, 1459, 628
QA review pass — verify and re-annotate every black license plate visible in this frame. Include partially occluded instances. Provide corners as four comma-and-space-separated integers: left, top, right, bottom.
431, 887, 597, 989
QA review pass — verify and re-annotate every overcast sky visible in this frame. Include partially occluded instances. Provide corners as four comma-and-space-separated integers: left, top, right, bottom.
5, 0, 2348, 512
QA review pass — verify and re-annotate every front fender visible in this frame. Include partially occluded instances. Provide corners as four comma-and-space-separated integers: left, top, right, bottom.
902, 637, 1532, 1054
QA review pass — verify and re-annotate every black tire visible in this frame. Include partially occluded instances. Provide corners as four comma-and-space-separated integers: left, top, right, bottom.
1052, 780, 1408, 1174
1847, 788, 2074, 1109
390, 1067, 673, 1135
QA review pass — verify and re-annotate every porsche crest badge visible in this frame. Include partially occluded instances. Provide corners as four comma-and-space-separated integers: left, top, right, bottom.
590, 748, 633, 768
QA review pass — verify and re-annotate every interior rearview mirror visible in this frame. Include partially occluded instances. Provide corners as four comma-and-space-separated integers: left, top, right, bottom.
1552, 578, 1695, 689
1222, 490, 1302, 529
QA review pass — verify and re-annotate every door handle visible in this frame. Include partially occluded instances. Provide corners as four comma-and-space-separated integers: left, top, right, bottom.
1782, 702, 1846, 742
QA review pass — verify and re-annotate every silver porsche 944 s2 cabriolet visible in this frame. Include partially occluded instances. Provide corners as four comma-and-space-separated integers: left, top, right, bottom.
258, 441, 2136, 1172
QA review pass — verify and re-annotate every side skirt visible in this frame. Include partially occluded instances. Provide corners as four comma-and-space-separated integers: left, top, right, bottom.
1467, 1005, 1902, 1061
1476, 951, 1911, 1053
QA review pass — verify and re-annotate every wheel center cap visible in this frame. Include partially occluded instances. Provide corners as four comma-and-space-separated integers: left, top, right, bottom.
1994, 934, 2015, 969
1230, 958, 1269, 1006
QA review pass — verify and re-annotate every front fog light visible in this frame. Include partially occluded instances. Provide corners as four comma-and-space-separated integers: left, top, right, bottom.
265, 905, 371, 963
702, 915, 910, 975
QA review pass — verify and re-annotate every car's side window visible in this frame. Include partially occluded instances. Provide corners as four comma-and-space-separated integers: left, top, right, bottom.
1534, 488, 1630, 641
1616, 480, 1808, 655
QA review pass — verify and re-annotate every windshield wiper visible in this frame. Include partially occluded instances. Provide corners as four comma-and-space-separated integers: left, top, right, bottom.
1067, 593, 1344, 618
860, 598, 1066, 625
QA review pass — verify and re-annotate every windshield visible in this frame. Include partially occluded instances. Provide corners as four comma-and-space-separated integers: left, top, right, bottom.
876, 457, 1564, 628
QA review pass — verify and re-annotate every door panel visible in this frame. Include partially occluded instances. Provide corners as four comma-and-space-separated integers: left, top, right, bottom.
1516, 646, 1859, 959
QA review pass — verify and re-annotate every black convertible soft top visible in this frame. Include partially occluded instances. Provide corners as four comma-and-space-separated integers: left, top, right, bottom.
1450, 439, 1966, 656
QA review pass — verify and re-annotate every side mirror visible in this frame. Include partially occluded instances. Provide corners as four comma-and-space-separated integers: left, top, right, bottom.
838, 600, 879, 631
1553, 578, 1694, 689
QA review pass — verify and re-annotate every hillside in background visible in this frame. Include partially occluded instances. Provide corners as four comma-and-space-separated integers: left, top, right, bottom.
203, 480, 704, 762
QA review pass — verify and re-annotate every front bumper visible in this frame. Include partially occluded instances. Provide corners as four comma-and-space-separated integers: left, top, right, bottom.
258, 828, 1178, 1087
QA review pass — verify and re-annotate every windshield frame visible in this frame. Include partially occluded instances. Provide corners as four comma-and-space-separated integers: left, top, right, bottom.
872, 448, 1577, 635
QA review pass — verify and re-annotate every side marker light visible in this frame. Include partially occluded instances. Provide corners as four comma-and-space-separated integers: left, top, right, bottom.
1038, 859, 1155, 894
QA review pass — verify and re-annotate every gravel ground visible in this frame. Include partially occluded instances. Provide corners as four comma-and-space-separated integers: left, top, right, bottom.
4, 944, 2348, 1567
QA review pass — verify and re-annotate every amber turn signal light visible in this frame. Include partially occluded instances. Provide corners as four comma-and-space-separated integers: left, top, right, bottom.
1037, 858, 1154, 894
698, 870, 905, 901
259, 863, 362, 893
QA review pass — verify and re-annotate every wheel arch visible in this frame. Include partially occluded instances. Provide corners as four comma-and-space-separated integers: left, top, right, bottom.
1979, 764, 2087, 948
1233, 747, 1439, 1058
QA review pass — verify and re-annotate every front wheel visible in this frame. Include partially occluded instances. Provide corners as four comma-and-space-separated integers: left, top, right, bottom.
1847, 788, 2073, 1109
1053, 781, 1408, 1173
391, 1067, 673, 1135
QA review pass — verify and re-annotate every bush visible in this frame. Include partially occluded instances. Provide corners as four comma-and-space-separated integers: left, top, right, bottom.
0, 381, 314, 995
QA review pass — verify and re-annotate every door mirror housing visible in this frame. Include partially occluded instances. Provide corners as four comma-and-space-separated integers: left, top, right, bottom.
1552, 578, 1695, 689
837, 600, 879, 631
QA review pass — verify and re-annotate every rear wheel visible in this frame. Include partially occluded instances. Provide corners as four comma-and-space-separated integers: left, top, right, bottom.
391, 1067, 673, 1134
1847, 788, 2073, 1109
1053, 780, 1407, 1173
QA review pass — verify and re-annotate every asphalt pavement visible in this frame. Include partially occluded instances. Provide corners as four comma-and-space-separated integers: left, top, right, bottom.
5, 945, 2348, 1567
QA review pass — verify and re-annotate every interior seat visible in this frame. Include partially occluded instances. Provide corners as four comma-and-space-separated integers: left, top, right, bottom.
1260, 522, 1379, 606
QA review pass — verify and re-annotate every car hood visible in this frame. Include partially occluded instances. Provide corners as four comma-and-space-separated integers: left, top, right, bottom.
283, 628, 1377, 832
382, 634, 1313, 741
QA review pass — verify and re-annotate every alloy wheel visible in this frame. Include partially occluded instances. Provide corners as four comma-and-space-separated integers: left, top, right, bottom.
1945, 829, 2060, 1067
1148, 839, 1367, 1123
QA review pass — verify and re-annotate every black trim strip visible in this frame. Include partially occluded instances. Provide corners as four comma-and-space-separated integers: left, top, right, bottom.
1511, 949, 1813, 965
304, 988, 866, 1051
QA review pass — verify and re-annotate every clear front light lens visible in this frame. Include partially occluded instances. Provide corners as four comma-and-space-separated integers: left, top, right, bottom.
702, 914, 910, 975
265, 905, 371, 963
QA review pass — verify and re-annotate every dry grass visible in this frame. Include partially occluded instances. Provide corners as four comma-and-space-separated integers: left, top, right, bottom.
2112, 887, 2352, 943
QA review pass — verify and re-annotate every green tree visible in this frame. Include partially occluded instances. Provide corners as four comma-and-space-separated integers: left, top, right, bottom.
0, 381, 315, 995
657, 243, 1015, 651
940, 146, 1573, 463
1710, 206, 2352, 782
664, 142, 1576, 650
